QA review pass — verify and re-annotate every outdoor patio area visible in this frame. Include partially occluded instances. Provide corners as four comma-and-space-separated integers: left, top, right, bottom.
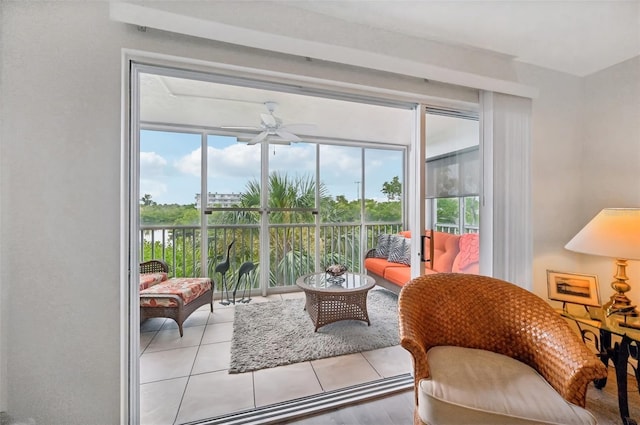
139, 289, 412, 425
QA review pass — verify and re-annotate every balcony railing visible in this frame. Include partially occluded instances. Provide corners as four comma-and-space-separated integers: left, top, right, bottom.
434, 223, 479, 235
140, 222, 402, 293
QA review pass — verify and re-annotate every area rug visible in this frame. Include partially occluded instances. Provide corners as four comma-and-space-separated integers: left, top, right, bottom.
229, 288, 400, 373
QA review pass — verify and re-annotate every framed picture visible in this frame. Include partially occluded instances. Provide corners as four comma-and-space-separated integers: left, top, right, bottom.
547, 270, 601, 307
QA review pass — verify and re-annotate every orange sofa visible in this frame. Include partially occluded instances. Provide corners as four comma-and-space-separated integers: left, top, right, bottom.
364, 230, 479, 293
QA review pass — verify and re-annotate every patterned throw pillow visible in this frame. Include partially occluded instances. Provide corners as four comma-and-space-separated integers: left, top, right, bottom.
375, 233, 392, 258
388, 235, 411, 265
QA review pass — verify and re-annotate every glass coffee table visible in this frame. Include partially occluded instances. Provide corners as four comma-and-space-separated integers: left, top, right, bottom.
296, 272, 376, 332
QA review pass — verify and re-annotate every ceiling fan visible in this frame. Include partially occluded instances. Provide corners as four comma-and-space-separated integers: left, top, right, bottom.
224, 101, 317, 145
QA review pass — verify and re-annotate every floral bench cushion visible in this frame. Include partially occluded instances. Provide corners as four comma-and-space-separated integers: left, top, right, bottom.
140, 277, 212, 308
140, 272, 168, 290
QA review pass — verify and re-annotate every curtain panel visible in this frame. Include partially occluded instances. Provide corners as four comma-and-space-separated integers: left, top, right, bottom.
481, 91, 533, 289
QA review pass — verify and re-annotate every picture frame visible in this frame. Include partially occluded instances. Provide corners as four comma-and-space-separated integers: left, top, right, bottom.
547, 270, 601, 307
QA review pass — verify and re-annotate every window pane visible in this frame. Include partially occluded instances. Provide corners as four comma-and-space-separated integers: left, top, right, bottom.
319, 145, 362, 223
364, 149, 403, 223
464, 196, 480, 233
206, 134, 260, 210
140, 130, 201, 225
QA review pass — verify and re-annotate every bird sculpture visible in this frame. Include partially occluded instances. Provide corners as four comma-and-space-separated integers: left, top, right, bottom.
233, 261, 256, 304
215, 240, 235, 305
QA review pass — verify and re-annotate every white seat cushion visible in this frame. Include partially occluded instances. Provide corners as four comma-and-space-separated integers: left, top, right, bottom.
418, 346, 597, 425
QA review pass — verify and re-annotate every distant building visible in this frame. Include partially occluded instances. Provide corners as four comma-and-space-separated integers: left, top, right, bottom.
195, 192, 242, 208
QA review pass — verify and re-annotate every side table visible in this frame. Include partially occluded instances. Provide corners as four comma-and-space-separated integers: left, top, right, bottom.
296, 272, 375, 331
560, 307, 640, 425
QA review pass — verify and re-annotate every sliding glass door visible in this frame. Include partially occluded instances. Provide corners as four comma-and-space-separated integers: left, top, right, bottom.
425, 112, 480, 273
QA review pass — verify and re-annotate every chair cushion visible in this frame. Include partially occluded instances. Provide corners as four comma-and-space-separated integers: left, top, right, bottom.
418, 346, 597, 425
139, 272, 168, 290
140, 277, 211, 308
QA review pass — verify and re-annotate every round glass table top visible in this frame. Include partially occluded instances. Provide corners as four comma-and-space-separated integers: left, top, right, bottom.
296, 272, 375, 292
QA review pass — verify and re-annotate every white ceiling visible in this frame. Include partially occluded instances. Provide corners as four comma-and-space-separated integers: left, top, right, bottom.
138, 1, 639, 150
287, 1, 640, 77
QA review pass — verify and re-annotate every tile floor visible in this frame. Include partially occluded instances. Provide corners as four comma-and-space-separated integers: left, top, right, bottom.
139, 289, 412, 425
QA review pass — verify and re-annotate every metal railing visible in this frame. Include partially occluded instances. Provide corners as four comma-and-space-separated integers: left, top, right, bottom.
140, 222, 403, 292
434, 223, 479, 234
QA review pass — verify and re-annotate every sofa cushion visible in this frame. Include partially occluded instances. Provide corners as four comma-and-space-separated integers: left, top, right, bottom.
382, 266, 411, 287
431, 232, 460, 272
140, 272, 168, 290
388, 235, 411, 265
140, 277, 212, 308
364, 257, 397, 276
418, 346, 597, 425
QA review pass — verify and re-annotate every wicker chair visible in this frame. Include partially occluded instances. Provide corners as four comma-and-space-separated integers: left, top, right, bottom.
399, 273, 608, 425
139, 260, 213, 337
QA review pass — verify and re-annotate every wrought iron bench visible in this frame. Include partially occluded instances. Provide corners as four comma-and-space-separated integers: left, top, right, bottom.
139, 260, 213, 337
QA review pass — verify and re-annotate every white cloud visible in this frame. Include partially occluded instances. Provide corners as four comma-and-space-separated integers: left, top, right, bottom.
174, 148, 202, 177
140, 151, 168, 177
140, 178, 168, 200
207, 143, 261, 178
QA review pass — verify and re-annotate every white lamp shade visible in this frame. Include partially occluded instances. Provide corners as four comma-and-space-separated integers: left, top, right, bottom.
565, 208, 640, 260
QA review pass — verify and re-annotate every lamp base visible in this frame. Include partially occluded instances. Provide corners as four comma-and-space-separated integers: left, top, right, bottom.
603, 259, 638, 317
604, 292, 638, 317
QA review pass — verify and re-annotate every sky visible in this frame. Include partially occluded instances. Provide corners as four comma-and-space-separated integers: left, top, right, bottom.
140, 130, 403, 205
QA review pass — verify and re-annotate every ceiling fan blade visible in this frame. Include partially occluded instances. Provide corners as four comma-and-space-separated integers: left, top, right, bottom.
221, 125, 261, 130
247, 131, 269, 145
275, 129, 302, 142
260, 113, 277, 127
279, 123, 318, 134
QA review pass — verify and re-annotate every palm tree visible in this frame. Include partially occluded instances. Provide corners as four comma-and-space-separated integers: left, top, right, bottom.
238, 171, 329, 285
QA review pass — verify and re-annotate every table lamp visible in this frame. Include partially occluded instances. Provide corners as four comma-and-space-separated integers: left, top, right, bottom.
565, 208, 640, 318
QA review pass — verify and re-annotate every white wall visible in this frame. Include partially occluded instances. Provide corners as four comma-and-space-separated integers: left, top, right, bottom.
1, 3, 124, 423
1, 2, 638, 423
517, 57, 640, 305
574, 57, 640, 307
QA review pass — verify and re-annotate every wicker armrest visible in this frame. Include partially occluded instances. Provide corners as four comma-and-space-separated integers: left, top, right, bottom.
525, 315, 607, 406
398, 273, 608, 408
140, 259, 169, 274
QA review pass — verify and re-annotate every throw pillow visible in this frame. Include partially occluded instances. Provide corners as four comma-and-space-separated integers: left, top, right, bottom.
458, 233, 479, 270
375, 233, 392, 258
388, 235, 411, 265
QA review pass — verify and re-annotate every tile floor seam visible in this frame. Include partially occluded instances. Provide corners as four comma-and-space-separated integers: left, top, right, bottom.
172, 374, 191, 425
361, 352, 384, 379
309, 361, 327, 393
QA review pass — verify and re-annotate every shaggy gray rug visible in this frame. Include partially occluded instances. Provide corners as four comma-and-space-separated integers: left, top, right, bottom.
229, 288, 399, 373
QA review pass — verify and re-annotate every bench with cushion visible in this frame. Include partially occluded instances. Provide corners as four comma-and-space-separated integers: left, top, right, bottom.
139, 260, 213, 337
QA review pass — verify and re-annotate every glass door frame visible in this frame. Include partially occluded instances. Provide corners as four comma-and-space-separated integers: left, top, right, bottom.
125, 57, 480, 424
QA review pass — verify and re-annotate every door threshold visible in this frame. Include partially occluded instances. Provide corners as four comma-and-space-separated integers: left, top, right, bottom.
181, 373, 413, 425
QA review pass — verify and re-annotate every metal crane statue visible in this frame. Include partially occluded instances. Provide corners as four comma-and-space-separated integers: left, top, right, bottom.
215, 240, 235, 305
232, 261, 256, 304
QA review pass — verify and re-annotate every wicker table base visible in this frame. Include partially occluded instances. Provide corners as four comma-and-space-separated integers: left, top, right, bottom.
296, 272, 376, 332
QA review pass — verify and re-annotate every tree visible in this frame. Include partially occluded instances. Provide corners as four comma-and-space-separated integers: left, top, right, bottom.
141, 193, 156, 206
381, 176, 402, 200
